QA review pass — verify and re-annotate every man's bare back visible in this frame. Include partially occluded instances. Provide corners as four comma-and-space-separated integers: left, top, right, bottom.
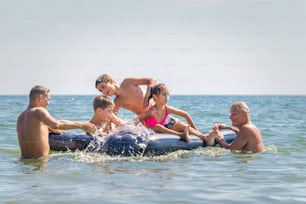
17, 107, 50, 158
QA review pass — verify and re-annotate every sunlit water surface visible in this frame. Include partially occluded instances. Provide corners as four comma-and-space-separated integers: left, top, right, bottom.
1, 95, 305, 203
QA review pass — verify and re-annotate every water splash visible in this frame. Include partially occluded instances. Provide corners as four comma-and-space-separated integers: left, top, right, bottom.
111, 122, 154, 138
84, 122, 154, 155
85, 135, 105, 153
264, 145, 278, 153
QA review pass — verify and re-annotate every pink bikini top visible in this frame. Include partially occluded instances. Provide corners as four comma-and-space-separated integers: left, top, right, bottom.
144, 106, 169, 128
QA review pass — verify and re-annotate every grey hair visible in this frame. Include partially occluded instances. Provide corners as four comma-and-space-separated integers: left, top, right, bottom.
232, 101, 250, 112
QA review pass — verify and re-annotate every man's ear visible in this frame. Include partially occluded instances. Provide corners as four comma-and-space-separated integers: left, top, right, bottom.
96, 107, 102, 113
38, 94, 44, 101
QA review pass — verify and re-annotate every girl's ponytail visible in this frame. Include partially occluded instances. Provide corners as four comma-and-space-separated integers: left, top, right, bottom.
148, 87, 153, 103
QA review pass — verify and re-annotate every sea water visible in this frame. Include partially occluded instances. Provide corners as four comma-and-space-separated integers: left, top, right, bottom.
1, 95, 306, 203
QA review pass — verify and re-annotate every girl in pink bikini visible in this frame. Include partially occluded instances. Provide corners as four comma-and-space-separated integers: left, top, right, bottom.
138, 83, 215, 145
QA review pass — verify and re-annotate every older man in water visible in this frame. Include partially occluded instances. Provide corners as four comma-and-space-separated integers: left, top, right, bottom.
211, 101, 264, 153
17, 85, 97, 159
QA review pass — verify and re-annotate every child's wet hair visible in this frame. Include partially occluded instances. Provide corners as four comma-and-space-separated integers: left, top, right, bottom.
95, 74, 114, 88
93, 95, 114, 110
148, 83, 169, 102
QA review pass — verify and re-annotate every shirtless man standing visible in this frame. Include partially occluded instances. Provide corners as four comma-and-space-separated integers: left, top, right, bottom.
212, 101, 264, 153
95, 74, 156, 115
17, 85, 97, 159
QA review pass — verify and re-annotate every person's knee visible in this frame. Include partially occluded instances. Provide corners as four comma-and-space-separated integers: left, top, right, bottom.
172, 121, 186, 131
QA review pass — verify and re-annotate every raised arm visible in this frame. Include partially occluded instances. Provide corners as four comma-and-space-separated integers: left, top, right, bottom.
125, 77, 156, 107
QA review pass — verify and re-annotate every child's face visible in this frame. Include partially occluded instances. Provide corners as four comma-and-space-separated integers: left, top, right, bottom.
96, 82, 115, 96
155, 91, 169, 105
97, 105, 114, 121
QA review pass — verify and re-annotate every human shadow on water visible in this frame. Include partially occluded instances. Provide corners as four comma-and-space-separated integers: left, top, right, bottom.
18, 157, 48, 173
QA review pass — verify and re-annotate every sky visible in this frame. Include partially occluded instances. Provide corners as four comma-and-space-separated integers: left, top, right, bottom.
1, 0, 305, 95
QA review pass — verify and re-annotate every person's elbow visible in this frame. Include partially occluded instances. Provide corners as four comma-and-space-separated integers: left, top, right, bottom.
151, 78, 156, 85
48, 121, 61, 130
48, 120, 68, 130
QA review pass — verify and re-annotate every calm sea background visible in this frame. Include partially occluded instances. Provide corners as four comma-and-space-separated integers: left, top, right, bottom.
1, 95, 306, 203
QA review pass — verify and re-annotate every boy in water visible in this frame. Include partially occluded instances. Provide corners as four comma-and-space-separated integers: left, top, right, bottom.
89, 95, 126, 136
95, 74, 156, 115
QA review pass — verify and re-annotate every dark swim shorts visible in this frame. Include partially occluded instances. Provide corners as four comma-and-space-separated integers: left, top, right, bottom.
164, 117, 177, 129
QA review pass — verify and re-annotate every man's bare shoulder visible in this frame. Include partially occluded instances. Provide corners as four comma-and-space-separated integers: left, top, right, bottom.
27, 106, 46, 114
118, 79, 138, 93
241, 123, 258, 130
119, 80, 143, 96
240, 124, 260, 136
121, 77, 150, 87
17, 111, 25, 123
120, 78, 134, 86
23, 107, 49, 120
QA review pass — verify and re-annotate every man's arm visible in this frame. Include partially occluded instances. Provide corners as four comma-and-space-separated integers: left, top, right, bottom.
37, 108, 96, 135
215, 123, 239, 133
216, 130, 248, 151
